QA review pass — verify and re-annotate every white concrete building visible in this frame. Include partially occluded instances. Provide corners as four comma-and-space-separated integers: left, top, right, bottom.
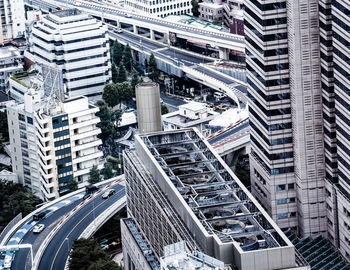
124, 0, 192, 17
31, 9, 111, 101
0, 0, 26, 43
162, 101, 218, 136
199, 0, 224, 23
9, 71, 41, 102
0, 46, 23, 92
7, 94, 104, 201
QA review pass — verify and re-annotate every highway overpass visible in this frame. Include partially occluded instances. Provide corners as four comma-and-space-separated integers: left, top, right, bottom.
25, 0, 245, 57
208, 119, 250, 163
108, 30, 248, 108
0, 177, 125, 270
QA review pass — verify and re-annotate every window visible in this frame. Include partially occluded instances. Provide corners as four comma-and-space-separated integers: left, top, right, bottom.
27, 117, 33, 125
18, 114, 25, 122
276, 184, 286, 191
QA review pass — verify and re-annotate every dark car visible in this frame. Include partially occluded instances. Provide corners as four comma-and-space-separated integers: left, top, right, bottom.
83, 185, 100, 200
33, 209, 50, 221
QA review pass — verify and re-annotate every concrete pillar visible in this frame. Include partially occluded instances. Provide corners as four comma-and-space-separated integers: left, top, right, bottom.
218, 47, 229, 60
150, 29, 155, 40
133, 24, 138, 34
116, 20, 121, 28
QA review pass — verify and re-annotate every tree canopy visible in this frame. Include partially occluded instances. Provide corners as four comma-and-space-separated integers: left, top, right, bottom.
148, 53, 159, 81
122, 44, 133, 71
102, 162, 114, 180
96, 100, 116, 141
88, 165, 101, 185
191, 0, 203, 17
110, 40, 123, 65
0, 180, 42, 227
102, 82, 134, 108
111, 63, 118, 84
161, 104, 169, 115
102, 84, 120, 108
67, 178, 78, 192
131, 70, 139, 91
69, 238, 121, 270
116, 63, 127, 83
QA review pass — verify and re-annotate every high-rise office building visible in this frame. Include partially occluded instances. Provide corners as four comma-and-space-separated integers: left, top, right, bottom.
325, 0, 350, 261
7, 92, 104, 201
0, 0, 26, 43
31, 9, 111, 101
246, 0, 350, 261
122, 128, 308, 270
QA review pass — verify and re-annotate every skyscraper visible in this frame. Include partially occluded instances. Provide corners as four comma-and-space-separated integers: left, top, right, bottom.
31, 9, 111, 101
246, 0, 350, 261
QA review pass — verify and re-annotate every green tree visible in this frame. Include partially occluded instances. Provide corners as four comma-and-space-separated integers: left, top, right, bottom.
111, 63, 118, 83
148, 53, 159, 81
102, 84, 120, 107
110, 40, 123, 65
191, 0, 202, 17
131, 70, 139, 91
161, 104, 169, 115
117, 82, 133, 102
102, 163, 114, 180
96, 100, 115, 142
68, 178, 78, 192
116, 63, 127, 83
122, 44, 133, 71
69, 238, 110, 270
0, 180, 42, 227
87, 260, 121, 270
88, 165, 101, 185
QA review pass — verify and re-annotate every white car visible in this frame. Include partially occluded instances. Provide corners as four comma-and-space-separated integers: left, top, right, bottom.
3, 255, 12, 268
102, 189, 116, 199
33, 224, 45, 234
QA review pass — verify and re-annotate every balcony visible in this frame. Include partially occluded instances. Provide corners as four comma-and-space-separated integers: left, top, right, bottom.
72, 139, 102, 152
73, 151, 103, 165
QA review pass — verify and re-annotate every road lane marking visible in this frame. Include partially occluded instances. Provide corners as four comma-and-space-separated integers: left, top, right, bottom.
49, 189, 125, 270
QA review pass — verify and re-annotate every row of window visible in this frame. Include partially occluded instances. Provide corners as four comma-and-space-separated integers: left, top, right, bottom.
277, 212, 296, 220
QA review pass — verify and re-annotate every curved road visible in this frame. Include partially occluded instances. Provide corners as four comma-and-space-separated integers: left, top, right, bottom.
9, 183, 125, 270
38, 184, 125, 270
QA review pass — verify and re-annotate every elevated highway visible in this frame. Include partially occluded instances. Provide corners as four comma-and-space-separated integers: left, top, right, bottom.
27, 0, 248, 107
26, 0, 245, 54
109, 30, 248, 107
208, 118, 250, 156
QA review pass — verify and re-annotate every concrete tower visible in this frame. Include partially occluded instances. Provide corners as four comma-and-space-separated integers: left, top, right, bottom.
135, 81, 162, 134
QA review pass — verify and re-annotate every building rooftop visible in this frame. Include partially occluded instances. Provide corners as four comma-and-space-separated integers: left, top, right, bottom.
136, 129, 293, 251
161, 242, 227, 270
285, 229, 350, 270
0, 46, 21, 59
180, 101, 207, 112
10, 71, 40, 90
